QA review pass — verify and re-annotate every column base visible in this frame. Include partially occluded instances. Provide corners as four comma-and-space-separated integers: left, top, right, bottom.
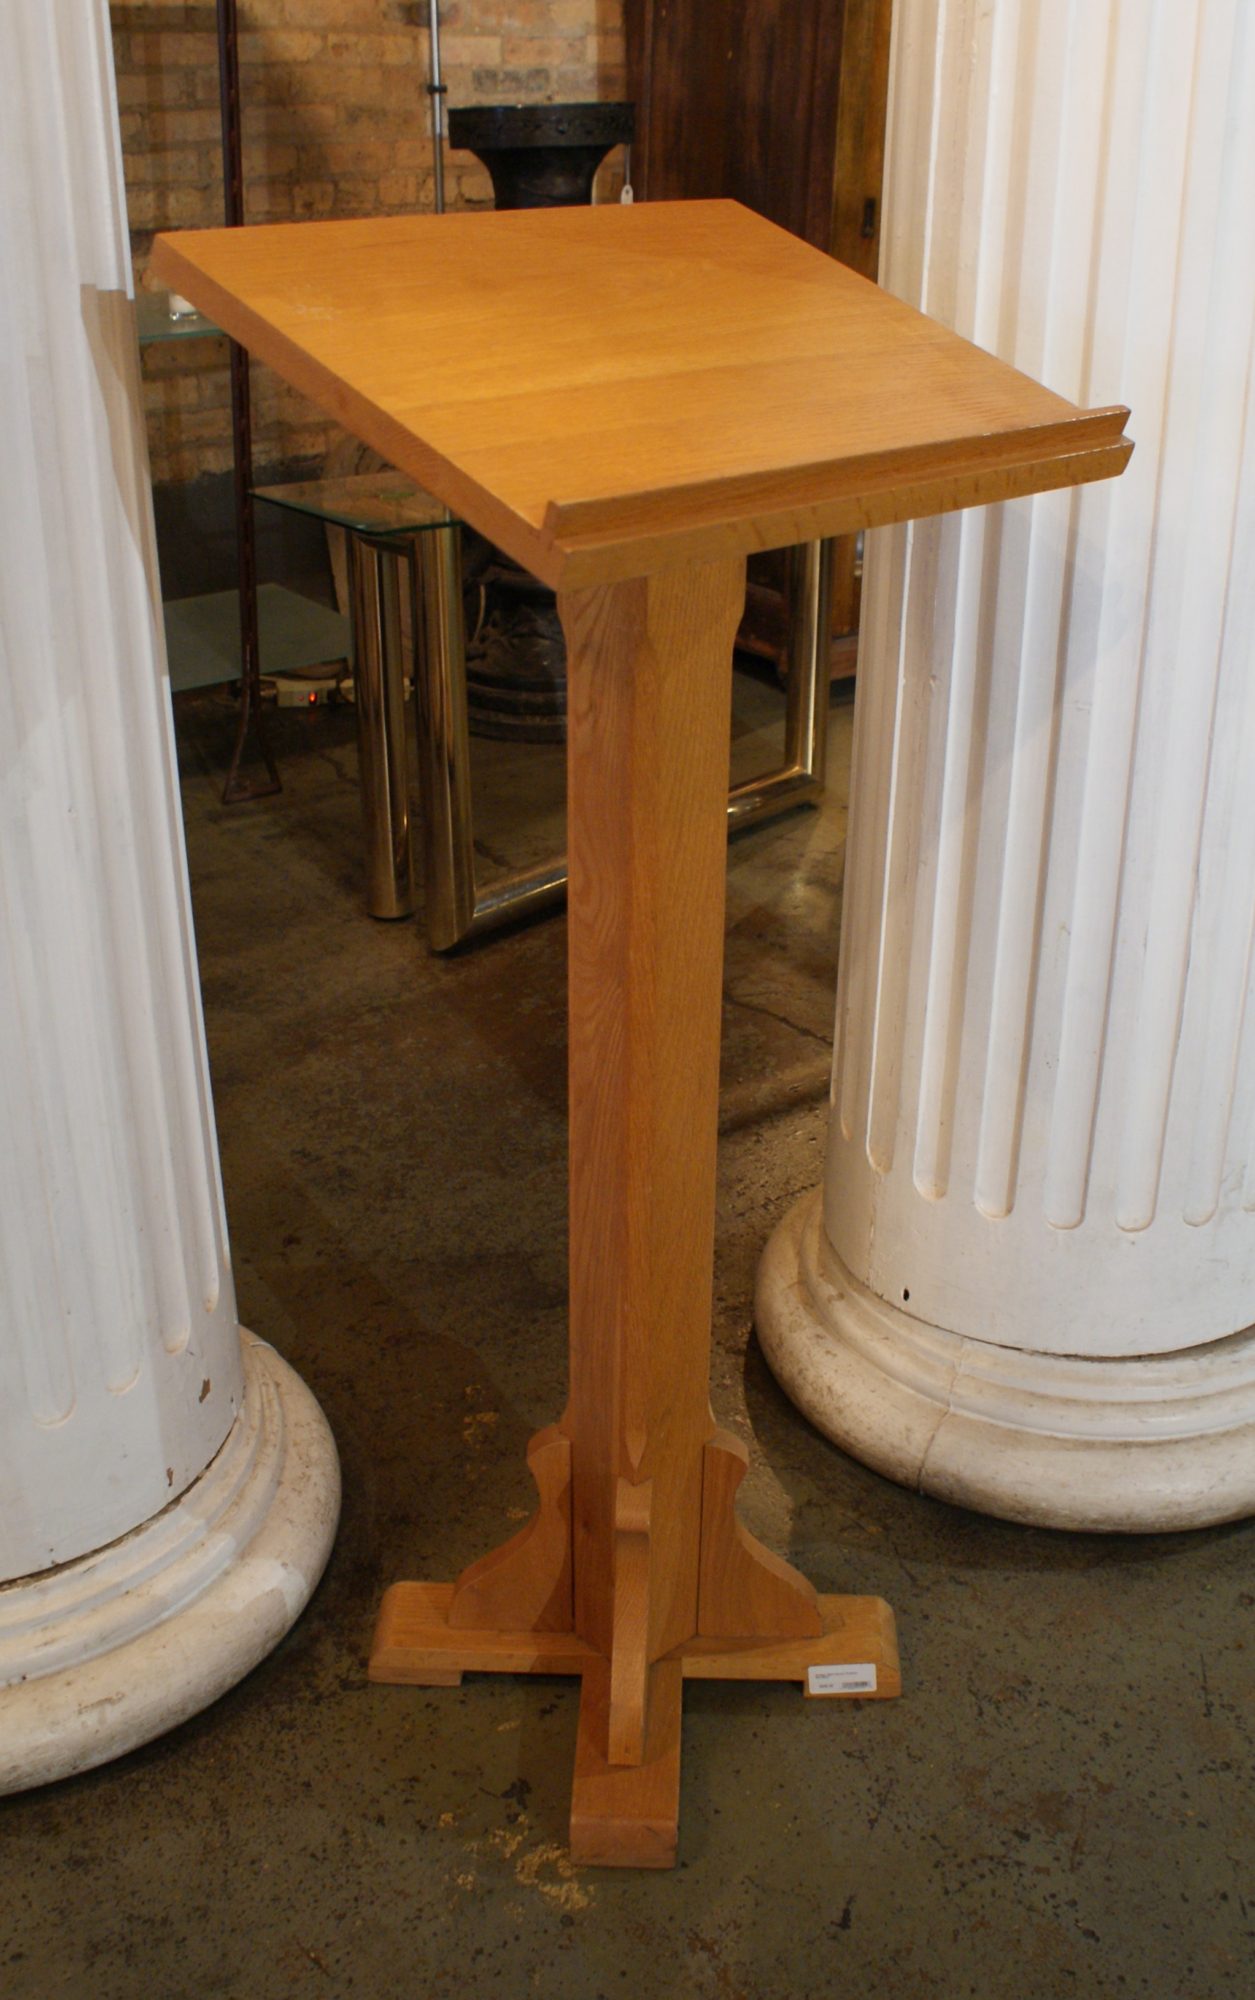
0, 1331, 340, 1793
756, 1192, 1255, 1533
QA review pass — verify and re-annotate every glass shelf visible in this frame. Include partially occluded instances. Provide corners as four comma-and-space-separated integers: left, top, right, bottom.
136, 290, 223, 345
252, 472, 450, 537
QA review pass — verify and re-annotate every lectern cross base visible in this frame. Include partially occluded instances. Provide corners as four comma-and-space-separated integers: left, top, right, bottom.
368, 1581, 900, 1869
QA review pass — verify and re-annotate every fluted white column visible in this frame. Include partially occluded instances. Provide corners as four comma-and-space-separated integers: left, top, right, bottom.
0, 0, 339, 1788
757, 0, 1255, 1529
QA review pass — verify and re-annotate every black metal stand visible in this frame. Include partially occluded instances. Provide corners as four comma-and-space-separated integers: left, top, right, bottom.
447, 103, 634, 209
445, 102, 635, 740
216, 0, 279, 803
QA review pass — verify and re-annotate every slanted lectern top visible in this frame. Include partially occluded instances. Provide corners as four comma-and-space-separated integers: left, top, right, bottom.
154, 200, 1130, 589
153, 200, 1131, 1870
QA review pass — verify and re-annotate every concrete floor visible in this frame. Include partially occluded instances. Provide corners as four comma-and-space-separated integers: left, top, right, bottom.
4, 674, 1253, 2000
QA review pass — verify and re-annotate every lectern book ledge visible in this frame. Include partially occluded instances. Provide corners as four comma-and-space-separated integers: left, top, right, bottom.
151, 199, 1130, 1870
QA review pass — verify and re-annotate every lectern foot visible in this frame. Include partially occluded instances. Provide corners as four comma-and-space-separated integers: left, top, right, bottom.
680, 1593, 901, 1696
569, 1657, 683, 1870
368, 1581, 594, 1684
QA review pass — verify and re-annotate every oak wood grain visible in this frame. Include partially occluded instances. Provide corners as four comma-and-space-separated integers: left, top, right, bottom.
560, 555, 746, 1669
680, 1594, 901, 1694
152, 200, 1131, 592
607, 1477, 653, 1766
446, 1424, 573, 1633
367, 1582, 597, 1684
368, 1584, 900, 1696
569, 1657, 684, 1869
697, 1429, 822, 1640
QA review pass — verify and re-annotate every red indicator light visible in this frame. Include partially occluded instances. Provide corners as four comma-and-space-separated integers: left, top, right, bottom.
308, 690, 317, 704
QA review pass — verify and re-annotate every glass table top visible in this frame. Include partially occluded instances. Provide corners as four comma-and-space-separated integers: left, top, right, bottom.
252, 472, 451, 535
136, 290, 223, 344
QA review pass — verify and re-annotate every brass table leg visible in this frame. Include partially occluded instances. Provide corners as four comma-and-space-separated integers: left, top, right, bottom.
414, 524, 568, 952
347, 531, 416, 921
727, 536, 833, 829
411, 532, 836, 952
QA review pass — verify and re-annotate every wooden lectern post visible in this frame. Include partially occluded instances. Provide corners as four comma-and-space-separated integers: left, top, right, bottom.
153, 201, 1131, 1868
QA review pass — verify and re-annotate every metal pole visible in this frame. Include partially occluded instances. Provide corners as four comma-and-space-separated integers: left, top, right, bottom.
216, 0, 279, 802
427, 0, 446, 215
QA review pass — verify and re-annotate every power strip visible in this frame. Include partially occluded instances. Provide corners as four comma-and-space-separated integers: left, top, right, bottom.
268, 671, 346, 708
266, 674, 412, 708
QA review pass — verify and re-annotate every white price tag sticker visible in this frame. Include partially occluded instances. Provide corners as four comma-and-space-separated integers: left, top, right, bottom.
807, 1662, 878, 1697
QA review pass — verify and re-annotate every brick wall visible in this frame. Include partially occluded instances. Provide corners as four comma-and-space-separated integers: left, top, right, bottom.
112, 1, 627, 484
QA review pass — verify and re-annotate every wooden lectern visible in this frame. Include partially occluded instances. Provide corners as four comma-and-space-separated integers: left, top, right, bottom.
154, 202, 1131, 1869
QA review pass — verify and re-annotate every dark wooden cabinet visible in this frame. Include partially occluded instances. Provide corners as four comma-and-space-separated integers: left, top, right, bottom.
624, 0, 892, 669
627, 4, 848, 246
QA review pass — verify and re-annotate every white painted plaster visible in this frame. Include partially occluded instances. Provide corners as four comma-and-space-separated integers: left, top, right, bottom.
758, 0, 1255, 1526
0, 1, 340, 1776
